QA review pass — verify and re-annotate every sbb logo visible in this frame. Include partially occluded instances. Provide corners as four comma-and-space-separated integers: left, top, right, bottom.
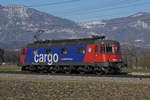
34, 53, 59, 65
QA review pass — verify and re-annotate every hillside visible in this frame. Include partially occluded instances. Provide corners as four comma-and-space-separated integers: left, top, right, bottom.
80, 12, 150, 48
0, 5, 87, 49
0, 4, 150, 49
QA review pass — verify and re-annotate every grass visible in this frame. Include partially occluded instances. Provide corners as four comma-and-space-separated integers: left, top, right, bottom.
0, 65, 21, 71
0, 76, 150, 100
122, 68, 150, 73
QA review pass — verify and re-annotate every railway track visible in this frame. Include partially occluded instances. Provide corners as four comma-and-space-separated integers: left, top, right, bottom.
0, 71, 150, 79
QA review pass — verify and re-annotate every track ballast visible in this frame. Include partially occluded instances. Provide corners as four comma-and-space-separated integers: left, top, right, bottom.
0, 71, 150, 79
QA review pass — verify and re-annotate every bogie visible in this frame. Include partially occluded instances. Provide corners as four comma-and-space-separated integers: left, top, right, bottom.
22, 63, 121, 75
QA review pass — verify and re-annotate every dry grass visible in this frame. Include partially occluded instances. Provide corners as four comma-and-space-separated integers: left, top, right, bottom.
0, 77, 150, 100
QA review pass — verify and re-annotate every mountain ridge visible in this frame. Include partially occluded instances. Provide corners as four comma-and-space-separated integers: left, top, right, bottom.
0, 4, 150, 49
0, 5, 87, 49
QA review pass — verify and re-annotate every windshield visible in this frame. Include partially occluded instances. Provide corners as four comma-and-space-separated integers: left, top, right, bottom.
101, 44, 113, 53
115, 44, 120, 53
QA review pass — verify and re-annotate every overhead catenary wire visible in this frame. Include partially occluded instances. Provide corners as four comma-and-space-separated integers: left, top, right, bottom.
5, 0, 80, 8
2, 0, 150, 27
61, 0, 150, 17
61, 1, 150, 22
75, 8, 150, 23
21, 0, 149, 23
57, 0, 143, 16
28, 0, 80, 7
4, 0, 150, 23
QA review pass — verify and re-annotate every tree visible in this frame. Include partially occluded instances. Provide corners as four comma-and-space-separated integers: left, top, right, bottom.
3, 49, 20, 64
0, 48, 4, 63
121, 41, 137, 68
138, 51, 150, 69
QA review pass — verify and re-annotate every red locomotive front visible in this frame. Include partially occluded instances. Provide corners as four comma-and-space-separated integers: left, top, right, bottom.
84, 41, 122, 73
84, 42, 122, 62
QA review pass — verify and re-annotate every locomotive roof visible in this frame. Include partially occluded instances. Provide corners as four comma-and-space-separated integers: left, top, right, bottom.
24, 37, 119, 48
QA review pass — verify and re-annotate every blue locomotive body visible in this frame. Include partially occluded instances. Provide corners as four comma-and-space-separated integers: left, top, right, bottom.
23, 45, 86, 64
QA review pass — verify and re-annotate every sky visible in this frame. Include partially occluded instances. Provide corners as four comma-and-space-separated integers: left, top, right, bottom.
1, 0, 150, 23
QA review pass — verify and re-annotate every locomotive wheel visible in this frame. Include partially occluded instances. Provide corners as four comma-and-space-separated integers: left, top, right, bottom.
36, 66, 46, 73
64, 66, 72, 74
21, 66, 25, 71
95, 70, 104, 75
29, 65, 37, 72
21, 66, 28, 72
79, 71, 85, 75
78, 66, 85, 74
113, 68, 121, 74
48, 66, 57, 74
94, 66, 104, 75
102, 67, 114, 74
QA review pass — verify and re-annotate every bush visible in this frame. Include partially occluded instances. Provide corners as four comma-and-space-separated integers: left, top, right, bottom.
3, 49, 20, 64
138, 51, 150, 69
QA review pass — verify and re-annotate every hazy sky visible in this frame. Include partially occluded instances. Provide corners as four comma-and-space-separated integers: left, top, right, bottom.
1, 0, 150, 23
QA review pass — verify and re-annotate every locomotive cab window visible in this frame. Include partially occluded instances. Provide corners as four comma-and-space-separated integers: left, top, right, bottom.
21, 48, 26, 55
61, 48, 68, 54
115, 44, 120, 53
46, 48, 52, 54
106, 45, 113, 53
95, 46, 98, 52
101, 45, 105, 53
78, 47, 85, 54
101, 44, 113, 53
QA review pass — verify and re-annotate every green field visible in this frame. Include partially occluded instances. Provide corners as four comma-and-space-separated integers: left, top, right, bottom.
122, 68, 150, 73
0, 76, 150, 100
0, 65, 21, 71
0, 66, 150, 99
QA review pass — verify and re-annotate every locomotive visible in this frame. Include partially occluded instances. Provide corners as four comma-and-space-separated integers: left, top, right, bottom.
20, 36, 123, 74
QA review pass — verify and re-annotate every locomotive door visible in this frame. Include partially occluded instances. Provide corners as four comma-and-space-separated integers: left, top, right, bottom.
84, 45, 94, 62
93, 44, 100, 62
84, 44, 101, 62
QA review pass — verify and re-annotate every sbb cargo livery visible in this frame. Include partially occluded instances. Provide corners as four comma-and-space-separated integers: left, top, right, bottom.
20, 36, 123, 74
